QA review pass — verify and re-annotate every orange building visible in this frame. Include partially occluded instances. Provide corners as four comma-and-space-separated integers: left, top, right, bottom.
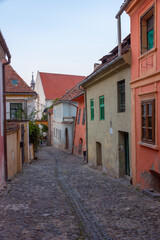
118, 0, 160, 190
72, 93, 86, 157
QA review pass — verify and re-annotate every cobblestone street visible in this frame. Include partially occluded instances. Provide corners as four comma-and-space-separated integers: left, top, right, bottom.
0, 146, 160, 240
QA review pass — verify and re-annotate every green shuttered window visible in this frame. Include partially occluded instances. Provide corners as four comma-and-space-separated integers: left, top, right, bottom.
99, 96, 105, 120
90, 99, 94, 121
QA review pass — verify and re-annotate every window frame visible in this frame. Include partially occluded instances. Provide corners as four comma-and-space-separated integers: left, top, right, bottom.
117, 80, 125, 113
90, 99, 94, 121
140, 6, 154, 55
77, 108, 81, 124
10, 103, 23, 119
99, 96, 105, 120
141, 99, 155, 145
82, 107, 85, 125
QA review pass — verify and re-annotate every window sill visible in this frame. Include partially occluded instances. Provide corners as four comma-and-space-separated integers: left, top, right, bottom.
138, 141, 159, 150
138, 47, 157, 61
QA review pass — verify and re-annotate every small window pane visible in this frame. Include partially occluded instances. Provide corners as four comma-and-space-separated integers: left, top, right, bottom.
148, 103, 152, 115
142, 128, 147, 139
148, 129, 152, 139
142, 117, 146, 127
148, 29, 154, 50
142, 104, 146, 115
148, 117, 152, 127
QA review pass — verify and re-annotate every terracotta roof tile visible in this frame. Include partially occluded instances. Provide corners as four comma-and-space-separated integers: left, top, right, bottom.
5, 64, 35, 94
39, 72, 85, 100
60, 81, 84, 101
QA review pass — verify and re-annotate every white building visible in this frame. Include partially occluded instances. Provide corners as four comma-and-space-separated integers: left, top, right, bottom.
53, 101, 77, 153
34, 71, 85, 119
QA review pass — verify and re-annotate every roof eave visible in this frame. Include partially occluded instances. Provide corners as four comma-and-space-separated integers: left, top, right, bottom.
80, 56, 123, 87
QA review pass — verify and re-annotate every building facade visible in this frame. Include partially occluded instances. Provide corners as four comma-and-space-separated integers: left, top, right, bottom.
0, 31, 11, 189
53, 102, 77, 153
5, 64, 36, 120
124, 0, 160, 190
35, 71, 85, 119
81, 36, 131, 178
72, 93, 86, 157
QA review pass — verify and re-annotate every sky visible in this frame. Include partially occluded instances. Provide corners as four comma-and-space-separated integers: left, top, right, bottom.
0, 0, 130, 85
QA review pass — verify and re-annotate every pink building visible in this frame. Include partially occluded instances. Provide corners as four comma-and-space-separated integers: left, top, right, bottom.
0, 31, 11, 189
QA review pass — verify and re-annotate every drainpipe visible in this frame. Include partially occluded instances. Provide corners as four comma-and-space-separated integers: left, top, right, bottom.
3, 55, 11, 180
115, 0, 132, 56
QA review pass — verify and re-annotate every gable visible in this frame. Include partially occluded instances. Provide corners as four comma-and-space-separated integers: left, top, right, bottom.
40, 72, 85, 100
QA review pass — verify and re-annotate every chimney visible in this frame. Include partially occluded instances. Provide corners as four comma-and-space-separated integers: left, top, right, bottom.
94, 63, 100, 70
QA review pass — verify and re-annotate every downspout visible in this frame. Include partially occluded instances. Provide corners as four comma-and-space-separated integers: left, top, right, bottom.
69, 101, 78, 154
115, 0, 132, 56
3, 55, 11, 180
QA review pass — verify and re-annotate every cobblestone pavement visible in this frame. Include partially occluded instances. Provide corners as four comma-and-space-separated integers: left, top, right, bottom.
0, 147, 160, 240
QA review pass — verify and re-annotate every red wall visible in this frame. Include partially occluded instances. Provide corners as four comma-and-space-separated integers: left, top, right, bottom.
73, 95, 86, 156
128, 0, 160, 189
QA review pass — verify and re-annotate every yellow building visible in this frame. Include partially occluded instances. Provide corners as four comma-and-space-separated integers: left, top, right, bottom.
81, 36, 131, 178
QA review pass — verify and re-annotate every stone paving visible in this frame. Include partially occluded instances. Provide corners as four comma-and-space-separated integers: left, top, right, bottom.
0, 146, 160, 240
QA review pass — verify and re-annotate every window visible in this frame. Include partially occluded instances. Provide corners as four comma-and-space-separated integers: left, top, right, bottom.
90, 99, 94, 121
141, 7, 154, 54
77, 108, 81, 124
11, 79, 18, 85
141, 99, 155, 144
118, 80, 125, 112
99, 96, 105, 120
82, 108, 85, 125
10, 103, 22, 119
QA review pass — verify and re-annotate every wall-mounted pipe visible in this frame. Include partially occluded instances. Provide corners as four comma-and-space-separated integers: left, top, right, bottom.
115, 0, 132, 56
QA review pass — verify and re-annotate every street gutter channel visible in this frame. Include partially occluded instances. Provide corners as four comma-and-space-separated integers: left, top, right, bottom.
53, 154, 112, 240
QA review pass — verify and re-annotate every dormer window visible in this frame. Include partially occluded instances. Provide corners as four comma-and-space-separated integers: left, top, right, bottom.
11, 79, 18, 85
141, 6, 154, 54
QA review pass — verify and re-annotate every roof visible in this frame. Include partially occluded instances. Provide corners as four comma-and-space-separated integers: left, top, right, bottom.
60, 81, 84, 101
80, 34, 130, 86
39, 72, 85, 100
5, 64, 36, 94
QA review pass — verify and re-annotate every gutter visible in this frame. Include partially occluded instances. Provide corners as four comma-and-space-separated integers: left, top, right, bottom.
115, 0, 132, 56
1, 33, 11, 180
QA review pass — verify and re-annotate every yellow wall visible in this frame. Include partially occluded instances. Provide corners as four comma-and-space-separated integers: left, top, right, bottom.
85, 61, 131, 177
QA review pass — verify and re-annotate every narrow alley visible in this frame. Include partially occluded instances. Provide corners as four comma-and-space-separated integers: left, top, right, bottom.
0, 147, 159, 240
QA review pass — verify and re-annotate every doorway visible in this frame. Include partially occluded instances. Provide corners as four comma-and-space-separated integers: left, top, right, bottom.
78, 138, 83, 154
96, 142, 102, 166
118, 131, 130, 176
65, 128, 69, 149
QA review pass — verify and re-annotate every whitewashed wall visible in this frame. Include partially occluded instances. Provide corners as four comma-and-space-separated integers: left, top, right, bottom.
34, 71, 46, 119
53, 102, 77, 153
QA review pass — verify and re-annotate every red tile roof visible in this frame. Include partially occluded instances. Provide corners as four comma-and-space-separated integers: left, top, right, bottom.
60, 82, 84, 101
5, 64, 35, 94
39, 72, 85, 100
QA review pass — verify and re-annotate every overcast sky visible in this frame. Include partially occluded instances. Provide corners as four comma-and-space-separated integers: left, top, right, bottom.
0, 0, 130, 85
